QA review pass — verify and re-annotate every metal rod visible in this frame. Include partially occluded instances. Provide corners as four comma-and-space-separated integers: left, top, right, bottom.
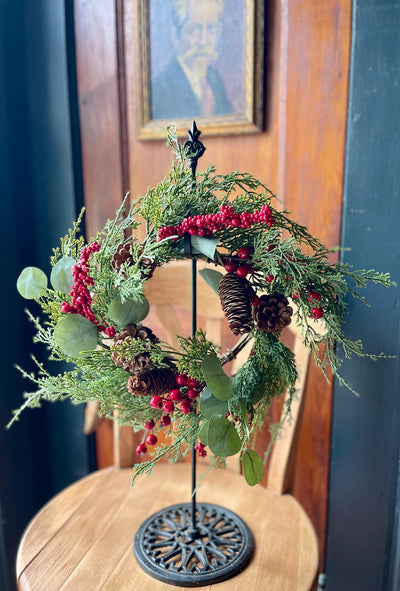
184, 121, 205, 537
191, 257, 197, 532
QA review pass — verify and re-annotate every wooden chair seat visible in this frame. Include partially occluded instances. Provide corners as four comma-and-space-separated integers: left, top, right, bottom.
16, 463, 318, 591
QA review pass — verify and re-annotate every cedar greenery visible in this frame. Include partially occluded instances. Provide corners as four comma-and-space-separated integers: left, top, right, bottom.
11, 126, 393, 485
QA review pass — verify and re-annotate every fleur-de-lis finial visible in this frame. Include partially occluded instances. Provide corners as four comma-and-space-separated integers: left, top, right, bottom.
183, 121, 206, 179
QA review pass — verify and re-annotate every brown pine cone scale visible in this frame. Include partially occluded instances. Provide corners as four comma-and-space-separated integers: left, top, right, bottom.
126, 368, 177, 397
219, 273, 254, 335
112, 241, 157, 279
254, 292, 293, 334
111, 323, 159, 373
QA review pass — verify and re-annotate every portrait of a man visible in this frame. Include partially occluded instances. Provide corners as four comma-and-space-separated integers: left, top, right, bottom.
150, 0, 242, 120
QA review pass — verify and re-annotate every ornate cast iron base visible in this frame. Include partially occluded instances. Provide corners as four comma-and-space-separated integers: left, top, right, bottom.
134, 502, 254, 587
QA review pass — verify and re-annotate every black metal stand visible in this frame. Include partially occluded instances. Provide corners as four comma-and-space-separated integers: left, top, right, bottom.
133, 122, 254, 586
134, 502, 253, 587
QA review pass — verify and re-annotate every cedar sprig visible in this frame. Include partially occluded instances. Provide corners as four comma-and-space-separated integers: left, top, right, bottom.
50, 207, 86, 267
132, 412, 201, 481
109, 337, 175, 370
175, 329, 219, 382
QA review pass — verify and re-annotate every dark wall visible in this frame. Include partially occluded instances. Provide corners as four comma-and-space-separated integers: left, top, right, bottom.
0, 2, 90, 590
326, 2, 400, 590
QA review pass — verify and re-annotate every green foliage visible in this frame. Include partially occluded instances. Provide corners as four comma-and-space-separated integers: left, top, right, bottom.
201, 352, 233, 401
176, 330, 218, 382
53, 314, 98, 357
107, 295, 150, 328
17, 267, 48, 299
50, 257, 75, 293
198, 267, 224, 295
11, 126, 394, 486
207, 414, 241, 457
242, 449, 264, 486
50, 207, 85, 267
200, 387, 229, 418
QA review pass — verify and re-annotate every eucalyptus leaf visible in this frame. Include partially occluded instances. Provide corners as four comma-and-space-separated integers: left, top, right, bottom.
50, 257, 75, 293
190, 235, 219, 260
201, 352, 233, 401
198, 268, 224, 296
53, 314, 98, 357
242, 449, 263, 486
200, 387, 229, 419
107, 295, 149, 328
198, 421, 209, 445
208, 414, 241, 457
17, 267, 48, 299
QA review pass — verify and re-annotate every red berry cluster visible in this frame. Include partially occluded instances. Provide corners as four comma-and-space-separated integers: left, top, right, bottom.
291, 289, 324, 319
61, 242, 116, 337
157, 204, 274, 241
224, 246, 254, 278
136, 374, 202, 458
195, 442, 207, 457
307, 290, 324, 319
148, 373, 201, 415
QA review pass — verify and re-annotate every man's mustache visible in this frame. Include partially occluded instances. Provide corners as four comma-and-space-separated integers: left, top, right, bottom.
181, 46, 218, 62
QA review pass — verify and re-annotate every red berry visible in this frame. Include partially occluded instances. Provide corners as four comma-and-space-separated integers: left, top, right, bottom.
230, 216, 240, 227
61, 302, 71, 313
187, 388, 199, 400
251, 295, 260, 306
180, 400, 192, 414
187, 377, 200, 388
144, 419, 155, 430
308, 291, 321, 302
224, 261, 236, 273
236, 265, 249, 278
291, 292, 301, 299
196, 442, 207, 457
237, 247, 251, 259
160, 415, 171, 427
169, 389, 182, 401
104, 326, 116, 338
136, 443, 147, 457
150, 395, 163, 409
146, 433, 158, 446
311, 307, 324, 319
90, 241, 100, 252
176, 374, 188, 386
265, 274, 274, 283
163, 400, 175, 414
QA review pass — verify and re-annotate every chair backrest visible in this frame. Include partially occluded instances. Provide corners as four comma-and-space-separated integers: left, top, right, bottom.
88, 260, 311, 492
267, 319, 310, 494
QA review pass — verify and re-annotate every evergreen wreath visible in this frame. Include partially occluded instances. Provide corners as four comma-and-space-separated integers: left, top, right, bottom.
11, 126, 393, 486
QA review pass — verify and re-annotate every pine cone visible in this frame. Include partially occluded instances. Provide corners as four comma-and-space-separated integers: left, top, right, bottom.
112, 241, 134, 271
112, 241, 157, 279
219, 273, 254, 335
254, 293, 293, 334
126, 368, 177, 397
111, 324, 159, 373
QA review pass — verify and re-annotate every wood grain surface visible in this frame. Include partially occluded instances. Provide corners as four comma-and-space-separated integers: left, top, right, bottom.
17, 464, 318, 591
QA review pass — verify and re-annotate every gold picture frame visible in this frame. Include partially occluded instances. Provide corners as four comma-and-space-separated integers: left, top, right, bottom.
134, 0, 265, 140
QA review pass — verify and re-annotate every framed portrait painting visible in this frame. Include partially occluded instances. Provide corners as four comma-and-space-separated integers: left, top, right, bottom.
134, 0, 265, 139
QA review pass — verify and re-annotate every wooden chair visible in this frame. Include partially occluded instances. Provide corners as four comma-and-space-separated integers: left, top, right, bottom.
16, 261, 319, 591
